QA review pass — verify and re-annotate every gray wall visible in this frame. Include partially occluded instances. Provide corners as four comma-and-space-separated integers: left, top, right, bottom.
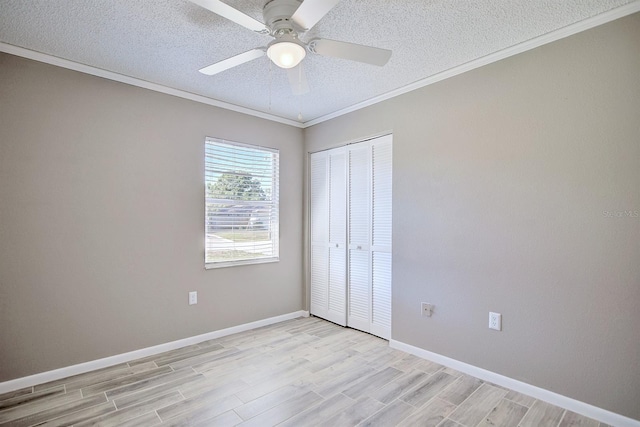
1, 11, 639, 421
305, 13, 640, 420
0, 53, 304, 381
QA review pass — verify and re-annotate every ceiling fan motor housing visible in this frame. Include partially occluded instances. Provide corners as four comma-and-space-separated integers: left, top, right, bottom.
263, 0, 304, 36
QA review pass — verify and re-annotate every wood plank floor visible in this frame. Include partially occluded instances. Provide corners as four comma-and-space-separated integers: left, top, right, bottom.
0, 317, 608, 427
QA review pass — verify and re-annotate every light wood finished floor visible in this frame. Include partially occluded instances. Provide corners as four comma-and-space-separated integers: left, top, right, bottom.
0, 317, 609, 427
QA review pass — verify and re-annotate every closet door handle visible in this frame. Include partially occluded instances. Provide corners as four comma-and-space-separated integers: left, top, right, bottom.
357, 245, 362, 250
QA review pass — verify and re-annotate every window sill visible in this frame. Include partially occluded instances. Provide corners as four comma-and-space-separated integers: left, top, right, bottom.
205, 257, 280, 269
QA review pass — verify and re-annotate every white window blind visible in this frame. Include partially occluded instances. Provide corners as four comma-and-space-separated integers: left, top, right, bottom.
205, 137, 279, 268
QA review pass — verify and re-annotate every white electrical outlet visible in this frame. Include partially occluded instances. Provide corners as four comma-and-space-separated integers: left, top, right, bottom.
189, 291, 197, 305
489, 312, 502, 331
421, 302, 434, 317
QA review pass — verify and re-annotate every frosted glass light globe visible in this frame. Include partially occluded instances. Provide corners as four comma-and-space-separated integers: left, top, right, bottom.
267, 41, 306, 69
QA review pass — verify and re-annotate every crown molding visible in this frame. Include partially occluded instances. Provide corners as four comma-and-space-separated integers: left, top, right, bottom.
0, 43, 304, 129
304, 1, 640, 127
2, 1, 638, 129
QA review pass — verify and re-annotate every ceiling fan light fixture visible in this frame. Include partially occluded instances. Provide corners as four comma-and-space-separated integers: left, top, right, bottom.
267, 40, 306, 69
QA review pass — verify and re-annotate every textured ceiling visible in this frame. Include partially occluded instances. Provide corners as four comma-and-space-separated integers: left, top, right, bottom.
0, 0, 636, 124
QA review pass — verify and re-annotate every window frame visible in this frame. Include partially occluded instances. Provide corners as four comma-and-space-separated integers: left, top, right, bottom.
204, 137, 280, 269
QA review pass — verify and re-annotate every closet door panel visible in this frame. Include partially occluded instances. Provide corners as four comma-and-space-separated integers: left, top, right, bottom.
347, 145, 371, 333
310, 152, 328, 245
310, 247, 329, 317
328, 247, 346, 323
348, 147, 370, 248
348, 249, 370, 332
327, 150, 347, 325
310, 152, 329, 319
371, 251, 391, 339
372, 138, 393, 250
371, 137, 393, 339
329, 150, 347, 245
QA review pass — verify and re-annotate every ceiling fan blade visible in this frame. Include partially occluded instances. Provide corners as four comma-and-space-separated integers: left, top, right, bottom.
287, 64, 310, 95
291, 0, 340, 31
189, 0, 268, 33
199, 49, 265, 75
309, 38, 391, 66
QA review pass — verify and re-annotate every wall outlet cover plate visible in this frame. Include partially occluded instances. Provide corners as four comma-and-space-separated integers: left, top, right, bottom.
421, 302, 434, 317
489, 312, 502, 331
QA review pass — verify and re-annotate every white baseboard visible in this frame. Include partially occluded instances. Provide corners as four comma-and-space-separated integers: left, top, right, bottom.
390, 339, 640, 427
0, 310, 309, 394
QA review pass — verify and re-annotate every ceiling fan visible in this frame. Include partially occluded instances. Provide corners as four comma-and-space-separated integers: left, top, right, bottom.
190, 0, 392, 93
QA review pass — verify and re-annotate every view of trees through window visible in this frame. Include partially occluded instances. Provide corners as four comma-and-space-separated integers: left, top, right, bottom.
207, 173, 266, 202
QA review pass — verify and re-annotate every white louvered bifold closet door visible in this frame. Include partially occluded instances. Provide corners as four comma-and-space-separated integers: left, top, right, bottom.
310, 148, 347, 326
347, 144, 371, 334
327, 149, 347, 325
370, 135, 392, 339
347, 136, 393, 339
310, 151, 329, 320
310, 135, 392, 340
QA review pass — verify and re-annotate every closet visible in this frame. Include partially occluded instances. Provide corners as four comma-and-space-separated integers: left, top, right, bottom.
309, 134, 392, 339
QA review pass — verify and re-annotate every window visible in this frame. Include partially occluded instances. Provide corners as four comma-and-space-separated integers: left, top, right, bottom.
205, 137, 279, 268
